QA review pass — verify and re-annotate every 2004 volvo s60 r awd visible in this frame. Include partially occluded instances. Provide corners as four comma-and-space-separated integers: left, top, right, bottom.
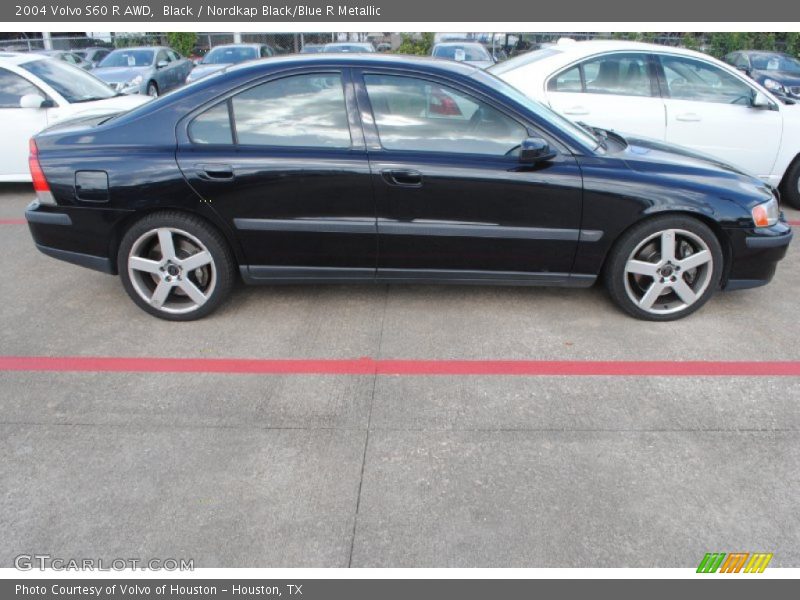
25, 55, 792, 321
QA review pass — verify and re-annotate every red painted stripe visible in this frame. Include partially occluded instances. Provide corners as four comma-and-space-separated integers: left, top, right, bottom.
0, 219, 25, 225
0, 356, 799, 376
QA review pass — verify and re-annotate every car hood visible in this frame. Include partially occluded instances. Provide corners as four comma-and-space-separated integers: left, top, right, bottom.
616, 134, 774, 204
188, 64, 228, 80
92, 66, 150, 83
753, 70, 800, 87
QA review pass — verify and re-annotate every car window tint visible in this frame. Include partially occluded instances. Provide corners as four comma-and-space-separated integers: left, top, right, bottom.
0, 68, 42, 107
660, 56, 753, 105
581, 53, 653, 97
548, 64, 582, 92
364, 74, 528, 155
167, 50, 180, 62
188, 101, 233, 144
232, 73, 351, 147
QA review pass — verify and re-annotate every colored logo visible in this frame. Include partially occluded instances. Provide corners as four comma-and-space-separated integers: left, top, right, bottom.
697, 552, 773, 573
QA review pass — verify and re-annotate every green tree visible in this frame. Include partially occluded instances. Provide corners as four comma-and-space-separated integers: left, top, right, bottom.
166, 32, 197, 57
681, 33, 700, 50
395, 32, 434, 56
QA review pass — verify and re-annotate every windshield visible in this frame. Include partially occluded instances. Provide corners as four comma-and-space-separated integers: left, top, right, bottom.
433, 44, 491, 62
20, 58, 116, 103
488, 47, 562, 76
203, 46, 258, 65
751, 53, 800, 73
471, 69, 602, 152
323, 44, 374, 53
99, 49, 155, 68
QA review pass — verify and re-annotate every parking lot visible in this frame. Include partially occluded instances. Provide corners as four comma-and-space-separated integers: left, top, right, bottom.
1, 183, 799, 568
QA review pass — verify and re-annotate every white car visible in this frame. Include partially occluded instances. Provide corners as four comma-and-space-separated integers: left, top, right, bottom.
0, 52, 151, 182
491, 40, 800, 207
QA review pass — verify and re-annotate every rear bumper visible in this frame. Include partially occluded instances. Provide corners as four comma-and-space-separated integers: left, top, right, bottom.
723, 221, 793, 290
25, 199, 132, 275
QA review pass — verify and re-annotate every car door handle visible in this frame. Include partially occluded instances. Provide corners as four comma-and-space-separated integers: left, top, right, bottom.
196, 163, 234, 181
562, 106, 590, 115
675, 112, 702, 122
381, 169, 423, 187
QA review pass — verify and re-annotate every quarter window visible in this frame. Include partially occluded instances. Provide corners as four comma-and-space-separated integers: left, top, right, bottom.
188, 102, 232, 144
364, 74, 528, 155
0, 68, 44, 108
659, 56, 754, 105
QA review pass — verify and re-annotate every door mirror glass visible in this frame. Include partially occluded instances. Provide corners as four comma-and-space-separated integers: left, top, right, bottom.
519, 137, 557, 163
19, 93, 46, 108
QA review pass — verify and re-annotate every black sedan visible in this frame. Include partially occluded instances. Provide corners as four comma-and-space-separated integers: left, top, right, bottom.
25, 55, 792, 321
724, 50, 800, 100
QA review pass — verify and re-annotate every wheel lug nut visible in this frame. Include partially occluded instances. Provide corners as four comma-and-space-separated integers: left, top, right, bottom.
671, 276, 677, 282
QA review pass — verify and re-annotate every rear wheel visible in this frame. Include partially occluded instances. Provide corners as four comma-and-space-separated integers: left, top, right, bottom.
780, 159, 800, 209
118, 212, 235, 321
605, 215, 723, 321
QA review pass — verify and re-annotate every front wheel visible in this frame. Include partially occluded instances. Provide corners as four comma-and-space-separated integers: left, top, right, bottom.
118, 212, 235, 321
605, 215, 723, 321
146, 81, 159, 97
780, 160, 800, 209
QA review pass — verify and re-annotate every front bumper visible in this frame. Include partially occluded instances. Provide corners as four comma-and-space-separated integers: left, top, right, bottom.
723, 220, 793, 290
25, 199, 133, 274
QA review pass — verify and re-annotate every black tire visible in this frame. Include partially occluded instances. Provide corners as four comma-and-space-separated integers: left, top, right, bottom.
780, 160, 800, 209
604, 215, 723, 321
117, 212, 235, 321
146, 81, 158, 97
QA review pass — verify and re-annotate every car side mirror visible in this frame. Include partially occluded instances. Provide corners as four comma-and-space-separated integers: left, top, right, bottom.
157, 60, 169, 69
519, 137, 557, 163
751, 91, 774, 110
736, 65, 751, 75
19, 94, 47, 109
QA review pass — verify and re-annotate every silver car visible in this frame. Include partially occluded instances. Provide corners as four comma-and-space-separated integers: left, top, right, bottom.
186, 43, 275, 83
92, 46, 193, 97
431, 42, 496, 69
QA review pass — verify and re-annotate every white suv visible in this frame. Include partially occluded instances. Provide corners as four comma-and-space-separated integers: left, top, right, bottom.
491, 40, 800, 207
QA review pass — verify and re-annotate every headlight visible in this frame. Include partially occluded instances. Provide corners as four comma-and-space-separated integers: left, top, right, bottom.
125, 75, 143, 88
763, 78, 785, 93
752, 196, 779, 227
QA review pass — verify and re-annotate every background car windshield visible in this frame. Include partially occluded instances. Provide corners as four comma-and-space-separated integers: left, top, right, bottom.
20, 58, 116, 102
203, 46, 258, 64
99, 49, 155, 68
323, 44, 373, 52
433, 45, 491, 61
751, 54, 800, 73
471, 69, 601, 151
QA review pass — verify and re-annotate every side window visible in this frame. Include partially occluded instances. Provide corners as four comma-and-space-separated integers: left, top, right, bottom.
167, 50, 181, 62
581, 53, 653, 97
659, 56, 754, 105
260, 46, 273, 58
232, 73, 351, 147
189, 102, 233, 144
97, 50, 110, 62
548, 65, 582, 92
0, 68, 43, 108
734, 54, 751, 69
62, 53, 78, 64
156, 50, 170, 65
363, 74, 528, 155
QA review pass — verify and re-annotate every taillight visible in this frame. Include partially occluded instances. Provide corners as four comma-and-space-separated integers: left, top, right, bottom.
28, 138, 55, 205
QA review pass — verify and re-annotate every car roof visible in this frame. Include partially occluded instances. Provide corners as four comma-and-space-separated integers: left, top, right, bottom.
223, 52, 480, 77
0, 51, 51, 65
107, 46, 164, 52
210, 43, 264, 50
434, 42, 485, 47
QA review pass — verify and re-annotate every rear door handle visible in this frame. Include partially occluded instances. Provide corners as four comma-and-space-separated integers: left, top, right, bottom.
675, 113, 701, 122
382, 169, 423, 187
196, 163, 234, 181
562, 106, 590, 115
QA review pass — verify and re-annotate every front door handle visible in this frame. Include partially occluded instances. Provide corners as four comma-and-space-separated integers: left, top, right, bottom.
675, 112, 701, 122
562, 106, 590, 115
382, 169, 423, 187
196, 163, 234, 181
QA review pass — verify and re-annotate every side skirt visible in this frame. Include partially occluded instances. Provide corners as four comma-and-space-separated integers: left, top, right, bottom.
240, 266, 596, 288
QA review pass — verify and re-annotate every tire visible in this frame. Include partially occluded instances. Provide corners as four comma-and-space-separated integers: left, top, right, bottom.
604, 215, 723, 321
117, 212, 235, 321
146, 81, 159, 97
780, 160, 800, 209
